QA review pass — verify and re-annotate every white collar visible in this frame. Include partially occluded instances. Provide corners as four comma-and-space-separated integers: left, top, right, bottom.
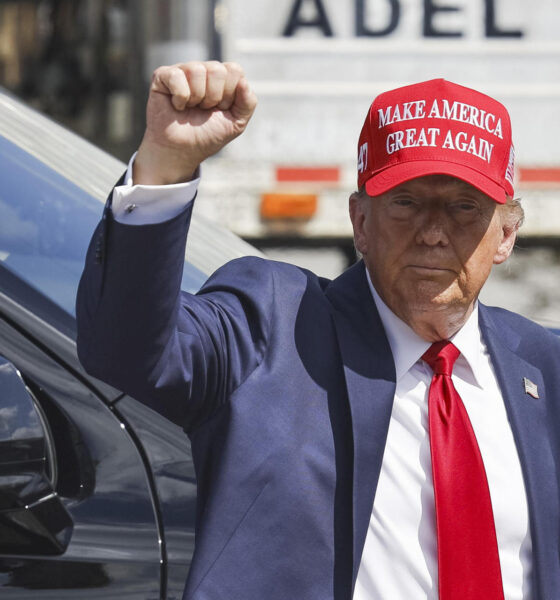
365, 266, 483, 387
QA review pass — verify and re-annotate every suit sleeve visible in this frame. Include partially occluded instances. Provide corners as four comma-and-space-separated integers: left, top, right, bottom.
76, 192, 273, 432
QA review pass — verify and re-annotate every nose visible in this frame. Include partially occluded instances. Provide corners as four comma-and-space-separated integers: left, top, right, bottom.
414, 206, 450, 247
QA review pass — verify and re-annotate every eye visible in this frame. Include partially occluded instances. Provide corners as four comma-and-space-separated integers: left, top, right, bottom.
455, 202, 478, 212
394, 198, 414, 207
390, 195, 417, 208
384, 193, 420, 220
448, 198, 483, 225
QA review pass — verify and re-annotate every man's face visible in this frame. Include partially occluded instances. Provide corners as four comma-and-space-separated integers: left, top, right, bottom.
350, 175, 516, 335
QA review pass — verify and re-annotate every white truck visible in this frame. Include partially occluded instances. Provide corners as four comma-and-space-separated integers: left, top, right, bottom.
158, 0, 560, 248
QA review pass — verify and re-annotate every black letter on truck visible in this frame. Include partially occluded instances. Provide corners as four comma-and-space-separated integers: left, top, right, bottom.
423, 0, 463, 37
485, 0, 523, 37
283, 0, 334, 36
356, 0, 400, 37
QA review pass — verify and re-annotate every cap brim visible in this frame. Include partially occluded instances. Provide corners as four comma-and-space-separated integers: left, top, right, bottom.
364, 160, 508, 204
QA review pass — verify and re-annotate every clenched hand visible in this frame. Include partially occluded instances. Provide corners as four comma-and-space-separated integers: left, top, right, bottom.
134, 61, 257, 185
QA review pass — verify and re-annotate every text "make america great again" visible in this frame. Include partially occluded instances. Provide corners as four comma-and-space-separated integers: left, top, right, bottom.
379, 98, 504, 163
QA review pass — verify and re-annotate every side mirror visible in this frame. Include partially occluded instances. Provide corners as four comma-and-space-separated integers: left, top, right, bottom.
0, 357, 73, 555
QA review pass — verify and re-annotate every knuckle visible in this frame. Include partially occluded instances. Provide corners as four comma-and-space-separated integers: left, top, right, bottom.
224, 62, 244, 77
169, 68, 186, 85
205, 61, 227, 77
186, 61, 206, 78
151, 65, 169, 82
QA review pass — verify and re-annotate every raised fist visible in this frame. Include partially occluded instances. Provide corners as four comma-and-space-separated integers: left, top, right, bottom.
134, 61, 257, 185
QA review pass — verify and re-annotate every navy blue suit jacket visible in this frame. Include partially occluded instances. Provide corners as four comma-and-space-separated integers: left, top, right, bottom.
77, 198, 560, 599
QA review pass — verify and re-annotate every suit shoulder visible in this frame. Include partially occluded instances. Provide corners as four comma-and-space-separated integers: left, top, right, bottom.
483, 305, 560, 349
200, 256, 331, 295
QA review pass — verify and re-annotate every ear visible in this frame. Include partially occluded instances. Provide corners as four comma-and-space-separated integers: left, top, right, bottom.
493, 219, 519, 265
349, 191, 368, 255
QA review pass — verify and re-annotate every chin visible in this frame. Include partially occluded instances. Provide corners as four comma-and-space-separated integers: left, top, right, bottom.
403, 285, 469, 314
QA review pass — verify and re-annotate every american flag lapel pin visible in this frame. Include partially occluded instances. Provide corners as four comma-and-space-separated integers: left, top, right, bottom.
523, 377, 539, 399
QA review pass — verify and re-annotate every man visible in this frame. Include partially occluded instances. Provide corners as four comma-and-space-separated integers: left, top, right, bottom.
77, 62, 560, 599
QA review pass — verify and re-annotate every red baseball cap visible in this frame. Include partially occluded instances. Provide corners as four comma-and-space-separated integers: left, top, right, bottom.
357, 79, 515, 203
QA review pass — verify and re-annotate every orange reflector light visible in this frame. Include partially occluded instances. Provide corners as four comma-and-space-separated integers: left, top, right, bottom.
260, 193, 318, 220
519, 168, 560, 184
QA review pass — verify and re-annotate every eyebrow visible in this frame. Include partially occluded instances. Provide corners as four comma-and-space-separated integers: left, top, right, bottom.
397, 178, 484, 196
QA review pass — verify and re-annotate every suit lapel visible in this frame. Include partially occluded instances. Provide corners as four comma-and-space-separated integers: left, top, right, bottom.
326, 261, 397, 584
480, 306, 559, 599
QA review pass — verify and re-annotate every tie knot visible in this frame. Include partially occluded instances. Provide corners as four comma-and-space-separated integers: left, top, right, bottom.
422, 340, 460, 376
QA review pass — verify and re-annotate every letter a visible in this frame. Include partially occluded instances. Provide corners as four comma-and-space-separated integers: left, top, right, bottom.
442, 129, 455, 150
283, 0, 334, 36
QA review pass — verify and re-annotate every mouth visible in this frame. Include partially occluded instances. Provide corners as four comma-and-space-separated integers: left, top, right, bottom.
407, 265, 455, 275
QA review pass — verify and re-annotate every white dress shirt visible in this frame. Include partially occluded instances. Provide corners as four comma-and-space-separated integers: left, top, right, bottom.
112, 157, 533, 599
354, 276, 532, 599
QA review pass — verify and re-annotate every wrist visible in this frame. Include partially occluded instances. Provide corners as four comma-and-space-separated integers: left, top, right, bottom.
133, 140, 201, 185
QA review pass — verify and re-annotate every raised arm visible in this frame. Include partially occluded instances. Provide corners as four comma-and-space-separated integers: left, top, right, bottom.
76, 61, 265, 432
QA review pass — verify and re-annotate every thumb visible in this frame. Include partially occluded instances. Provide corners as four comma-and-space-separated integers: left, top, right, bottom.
231, 77, 257, 123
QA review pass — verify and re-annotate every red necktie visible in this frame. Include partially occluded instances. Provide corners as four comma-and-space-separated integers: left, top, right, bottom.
422, 341, 504, 600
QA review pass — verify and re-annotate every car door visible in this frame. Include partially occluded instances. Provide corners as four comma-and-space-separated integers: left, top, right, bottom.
0, 312, 165, 599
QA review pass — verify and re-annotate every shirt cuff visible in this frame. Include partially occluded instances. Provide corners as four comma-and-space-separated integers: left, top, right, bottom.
112, 151, 200, 225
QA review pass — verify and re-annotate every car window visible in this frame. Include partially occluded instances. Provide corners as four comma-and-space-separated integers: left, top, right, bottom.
0, 134, 207, 317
